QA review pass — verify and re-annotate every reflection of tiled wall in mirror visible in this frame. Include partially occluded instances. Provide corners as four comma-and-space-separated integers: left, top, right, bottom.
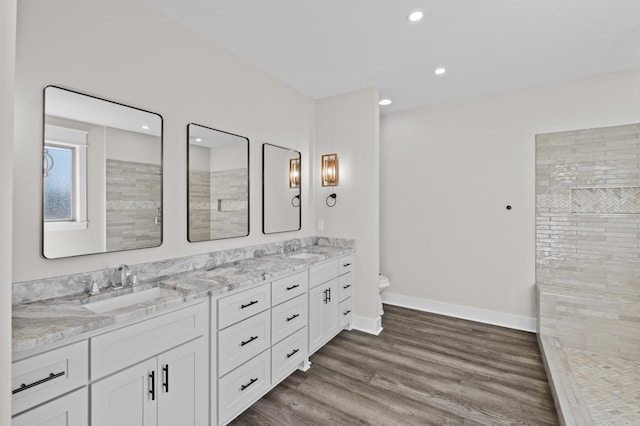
106, 159, 161, 250
189, 168, 248, 242
210, 168, 249, 239
188, 169, 211, 242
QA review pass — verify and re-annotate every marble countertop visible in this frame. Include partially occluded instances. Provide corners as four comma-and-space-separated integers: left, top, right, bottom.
12, 245, 353, 355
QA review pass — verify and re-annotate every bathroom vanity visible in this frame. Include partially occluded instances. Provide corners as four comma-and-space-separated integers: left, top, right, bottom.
11, 241, 355, 425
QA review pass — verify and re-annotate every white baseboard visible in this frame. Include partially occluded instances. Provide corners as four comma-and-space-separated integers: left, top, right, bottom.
381, 292, 537, 332
351, 314, 383, 335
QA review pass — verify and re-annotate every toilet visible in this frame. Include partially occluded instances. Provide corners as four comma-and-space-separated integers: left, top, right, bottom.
378, 274, 391, 315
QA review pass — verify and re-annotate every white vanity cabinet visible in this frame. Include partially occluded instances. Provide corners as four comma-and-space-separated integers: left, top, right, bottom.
91, 302, 208, 426
92, 337, 206, 426
309, 255, 354, 355
215, 271, 308, 425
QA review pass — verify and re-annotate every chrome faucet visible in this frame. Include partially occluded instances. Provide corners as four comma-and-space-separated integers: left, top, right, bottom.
111, 264, 131, 289
284, 239, 301, 254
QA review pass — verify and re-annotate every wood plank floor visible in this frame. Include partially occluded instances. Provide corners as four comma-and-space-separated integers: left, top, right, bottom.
230, 305, 559, 425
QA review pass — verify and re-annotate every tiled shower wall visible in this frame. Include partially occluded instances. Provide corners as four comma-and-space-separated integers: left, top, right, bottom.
189, 168, 248, 241
536, 122, 640, 360
189, 169, 211, 241
106, 159, 162, 251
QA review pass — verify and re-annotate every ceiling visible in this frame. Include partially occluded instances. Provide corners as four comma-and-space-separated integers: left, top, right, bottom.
143, 0, 640, 113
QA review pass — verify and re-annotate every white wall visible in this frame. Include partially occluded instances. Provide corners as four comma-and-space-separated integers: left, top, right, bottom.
315, 87, 381, 328
14, 0, 314, 282
1, 0, 16, 422
380, 68, 640, 328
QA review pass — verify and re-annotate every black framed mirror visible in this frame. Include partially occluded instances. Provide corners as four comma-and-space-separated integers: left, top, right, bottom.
262, 143, 301, 234
187, 123, 250, 242
43, 86, 163, 259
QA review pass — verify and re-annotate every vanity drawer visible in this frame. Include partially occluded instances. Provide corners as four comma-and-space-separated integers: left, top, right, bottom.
271, 294, 306, 344
271, 328, 306, 386
12, 340, 88, 415
339, 255, 354, 275
218, 310, 271, 377
91, 302, 207, 380
339, 298, 353, 328
309, 260, 339, 288
272, 271, 307, 306
218, 283, 271, 330
339, 272, 353, 302
12, 386, 87, 426
218, 350, 270, 425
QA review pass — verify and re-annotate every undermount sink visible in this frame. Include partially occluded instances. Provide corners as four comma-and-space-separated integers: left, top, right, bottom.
83, 287, 176, 314
288, 252, 323, 260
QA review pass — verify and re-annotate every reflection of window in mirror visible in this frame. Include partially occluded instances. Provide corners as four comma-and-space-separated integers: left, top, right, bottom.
43, 125, 88, 231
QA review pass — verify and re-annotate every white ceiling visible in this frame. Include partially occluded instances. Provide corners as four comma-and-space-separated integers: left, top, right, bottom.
144, 0, 640, 113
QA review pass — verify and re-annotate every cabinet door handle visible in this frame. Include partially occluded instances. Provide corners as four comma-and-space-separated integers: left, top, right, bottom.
343, 263, 351, 267
343, 310, 351, 316
286, 284, 300, 291
241, 335, 259, 346
240, 377, 258, 391
240, 300, 258, 309
327, 287, 331, 302
12, 371, 65, 394
162, 364, 169, 393
323, 289, 328, 304
149, 370, 155, 401
286, 313, 300, 322
286, 348, 300, 359
343, 284, 351, 289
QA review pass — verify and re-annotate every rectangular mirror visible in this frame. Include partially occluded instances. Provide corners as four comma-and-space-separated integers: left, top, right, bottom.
43, 86, 163, 259
187, 123, 249, 242
262, 143, 301, 234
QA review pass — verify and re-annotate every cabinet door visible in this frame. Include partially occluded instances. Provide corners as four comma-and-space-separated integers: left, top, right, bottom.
12, 387, 87, 426
309, 284, 326, 354
309, 279, 339, 354
158, 337, 208, 426
92, 358, 157, 426
323, 280, 340, 340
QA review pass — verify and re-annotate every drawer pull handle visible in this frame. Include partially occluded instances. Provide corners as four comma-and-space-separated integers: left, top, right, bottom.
286, 314, 300, 322
149, 371, 155, 401
240, 300, 258, 309
12, 371, 65, 394
343, 263, 351, 267
343, 310, 351, 316
241, 335, 259, 346
286, 284, 300, 291
240, 377, 258, 391
286, 348, 300, 359
343, 284, 351, 289
162, 364, 169, 393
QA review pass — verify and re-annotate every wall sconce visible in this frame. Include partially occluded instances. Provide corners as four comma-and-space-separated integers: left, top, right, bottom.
289, 158, 300, 188
321, 153, 338, 207
321, 153, 338, 187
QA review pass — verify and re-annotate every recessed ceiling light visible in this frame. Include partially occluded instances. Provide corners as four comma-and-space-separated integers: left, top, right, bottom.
195, 138, 202, 142
141, 125, 149, 130
408, 11, 424, 22
379, 99, 392, 106
434, 67, 446, 75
